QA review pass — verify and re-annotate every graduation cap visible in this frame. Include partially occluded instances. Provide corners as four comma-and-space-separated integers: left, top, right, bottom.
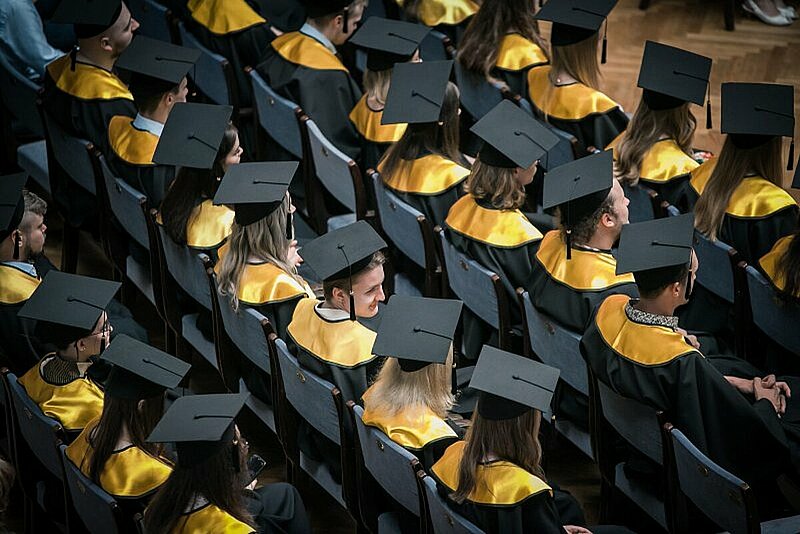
535, 0, 616, 62
152, 103, 233, 169
302, 0, 353, 32
0, 173, 28, 259
103, 334, 191, 400
721, 82, 797, 181
471, 100, 560, 169
382, 60, 453, 125
213, 161, 299, 233
147, 393, 249, 467
543, 151, 614, 259
52, 0, 123, 38
470, 345, 560, 421
349, 17, 429, 71
616, 212, 694, 271
638, 41, 713, 128
299, 221, 387, 320
18, 271, 121, 347
116, 36, 200, 101
372, 296, 463, 372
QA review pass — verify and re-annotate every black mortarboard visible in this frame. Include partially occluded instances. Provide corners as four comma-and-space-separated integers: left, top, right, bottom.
471, 100, 560, 169
638, 41, 712, 127
372, 296, 463, 372
349, 17, 429, 71
103, 334, 191, 400
0, 174, 27, 251
302, 0, 350, 18
535, 0, 616, 62
147, 393, 249, 467
213, 162, 298, 227
615, 213, 694, 275
116, 36, 200, 100
471, 345, 560, 421
52, 0, 123, 39
382, 60, 453, 125
18, 272, 121, 346
300, 221, 387, 320
152, 103, 233, 169
543, 151, 614, 259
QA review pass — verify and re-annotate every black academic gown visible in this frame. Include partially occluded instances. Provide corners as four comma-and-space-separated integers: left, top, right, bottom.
184, 0, 274, 108
0, 263, 42, 372
493, 33, 548, 96
527, 66, 628, 155
42, 55, 136, 227
378, 151, 469, 228
107, 115, 175, 207
349, 95, 407, 172
256, 31, 362, 159
444, 194, 542, 359
581, 294, 795, 496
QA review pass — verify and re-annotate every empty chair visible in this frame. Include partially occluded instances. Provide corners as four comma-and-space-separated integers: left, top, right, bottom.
665, 424, 800, 534
128, 0, 174, 43
518, 290, 592, 459
177, 22, 235, 108
418, 474, 483, 534
249, 68, 303, 159
60, 445, 129, 534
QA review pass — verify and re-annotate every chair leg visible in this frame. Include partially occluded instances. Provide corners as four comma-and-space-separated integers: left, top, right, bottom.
599, 479, 614, 524
724, 0, 735, 30
60, 225, 80, 273
639, 0, 651, 9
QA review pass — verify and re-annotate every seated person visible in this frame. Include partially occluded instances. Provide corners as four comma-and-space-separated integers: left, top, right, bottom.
0, 0, 63, 82
378, 61, 469, 228
457, 0, 548, 95
529, 150, 635, 332
256, 0, 365, 159
65, 335, 189, 516
396, 0, 479, 43
146, 393, 310, 533
109, 36, 198, 206
362, 296, 464, 469
158, 108, 241, 256
432, 346, 630, 533
529, 1, 627, 154
609, 42, 711, 219
444, 100, 557, 358
215, 161, 314, 341
17, 272, 120, 437
581, 214, 799, 513
348, 17, 426, 170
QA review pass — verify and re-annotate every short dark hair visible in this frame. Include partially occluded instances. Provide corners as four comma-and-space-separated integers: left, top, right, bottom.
558, 193, 614, 244
23, 190, 47, 218
134, 82, 181, 115
634, 263, 690, 299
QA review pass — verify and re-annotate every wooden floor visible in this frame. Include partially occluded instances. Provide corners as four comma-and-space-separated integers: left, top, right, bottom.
4, 1, 799, 532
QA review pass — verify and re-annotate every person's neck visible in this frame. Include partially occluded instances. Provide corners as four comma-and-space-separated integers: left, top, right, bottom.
633, 296, 676, 318
76, 45, 115, 72
140, 107, 168, 127
551, 69, 577, 85
307, 19, 337, 47
116, 422, 133, 449
582, 227, 617, 251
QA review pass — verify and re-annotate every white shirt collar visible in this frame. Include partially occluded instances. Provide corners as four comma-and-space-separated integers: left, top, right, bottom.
300, 22, 337, 54
314, 301, 351, 322
132, 113, 164, 137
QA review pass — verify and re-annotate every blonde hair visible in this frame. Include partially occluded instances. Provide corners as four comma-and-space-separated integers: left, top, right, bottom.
363, 67, 392, 106
365, 347, 455, 417
549, 33, 600, 90
694, 136, 783, 240
465, 159, 526, 209
616, 100, 696, 186
217, 197, 299, 311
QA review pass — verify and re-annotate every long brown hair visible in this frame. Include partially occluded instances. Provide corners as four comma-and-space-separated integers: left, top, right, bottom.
144, 428, 253, 532
616, 100, 696, 185
694, 136, 784, 240
465, 159, 526, 209
379, 82, 466, 179
452, 406, 543, 503
776, 229, 800, 302
217, 196, 298, 311
87, 395, 164, 484
457, 0, 547, 81
549, 33, 600, 90
363, 67, 393, 106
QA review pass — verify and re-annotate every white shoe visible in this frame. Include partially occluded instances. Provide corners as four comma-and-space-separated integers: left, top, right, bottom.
779, 6, 798, 19
743, 0, 793, 25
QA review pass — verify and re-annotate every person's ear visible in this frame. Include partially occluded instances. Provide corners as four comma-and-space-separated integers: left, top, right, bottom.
99, 36, 113, 52
137, 399, 146, 411
331, 286, 344, 303
673, 282, 682, 298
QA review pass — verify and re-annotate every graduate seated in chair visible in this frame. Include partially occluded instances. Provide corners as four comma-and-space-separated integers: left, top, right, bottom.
65, 336, 189, 518
444, 100, 557, 358
581, 214, 800, 518
348, 17, 428, 171
457, 0, 548, 96
145, 393, 311, 534
528, 0, 628, 155
109, 36, 198, 206
378, 60, 470, 228
17, 272, 120, 439
286, 221, 387, 481
362, 296, 465, 470
608, 42, 712, 221
431, 346, 633, 534
255, 0, 366, 160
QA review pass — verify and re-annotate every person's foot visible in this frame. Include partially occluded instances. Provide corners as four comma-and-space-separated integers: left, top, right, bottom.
744, 0, 793, 25
775, 0, 799, 18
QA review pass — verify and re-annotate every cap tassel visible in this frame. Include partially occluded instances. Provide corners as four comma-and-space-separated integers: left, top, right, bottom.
348, 292, 356, 322
565, 230, 572, 260
286, 211, 293, 241
705, 83, 712, 130
69, 46, 79, 71
601, 22, 608, 65
12, 233, 20, 260
788, 138, 795, 171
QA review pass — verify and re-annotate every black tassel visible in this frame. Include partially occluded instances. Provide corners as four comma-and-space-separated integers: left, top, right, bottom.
348, 292, 356, 322
601, 23, 608, 64
788, 139, 795, 171
69, 47, 78, 71
706, 99, 712, 130
12, 234, 20, 260
286, 211, 293, 241
566, 230, 572, 260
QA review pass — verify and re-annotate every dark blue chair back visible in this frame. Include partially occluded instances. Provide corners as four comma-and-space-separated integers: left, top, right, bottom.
419, 475, 484, 534
98, 154, 149, 250
745, 265, 800, 355
306, 118, 359, 213
372, 172, 426, 268
249, 69, 303, 158
156, 225, 211, 310
40, 111, 95, 194
0, 52, 43, 137
693, 230, 736, 304
129, 0, 173, 43
453, 61, 503, 121
61, 445, 127, 534
177, 22, 233, 106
